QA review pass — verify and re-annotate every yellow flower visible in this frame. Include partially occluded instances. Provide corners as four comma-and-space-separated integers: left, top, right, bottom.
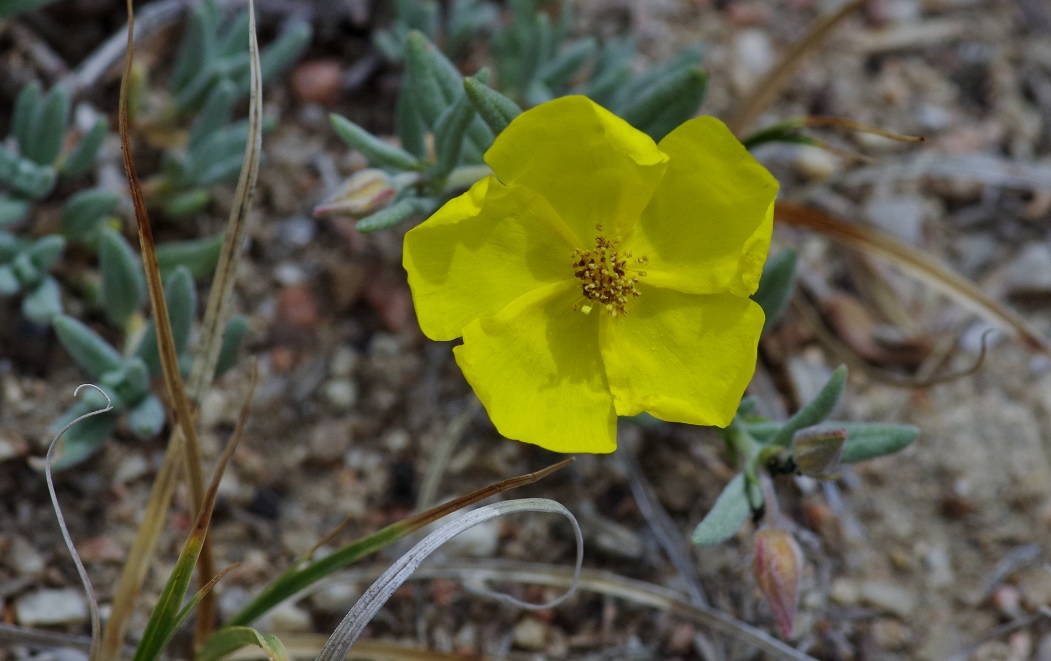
403, 96, 778, 454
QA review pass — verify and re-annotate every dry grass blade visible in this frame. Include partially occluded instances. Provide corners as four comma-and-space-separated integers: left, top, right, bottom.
105, 0, 211, 654
728, 0, 864, 135
322, 560, 817, 660
187, 0, 263, 403
222, 635, 500, 660
777, 202, 1051, 356
192, 0, 262, 642
316, 499, 584, 661
45, 385, 113, 661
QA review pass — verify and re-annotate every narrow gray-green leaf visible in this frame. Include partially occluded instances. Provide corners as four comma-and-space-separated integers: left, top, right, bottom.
355, 197, 435, 233
53, 314, 122, 379
98, 228, 145, 327
61, 117, 108, 177
692, 473, 752, 546
31, 86, 71, 165
155, 234, 223, 281
464, 77, 522, 135
329, 114, 422, 171
12, 82, 41, 158
837, 422, 919, 463
61, 188, 120, 244
23, 277, 63, 324
769, 365, 848, 448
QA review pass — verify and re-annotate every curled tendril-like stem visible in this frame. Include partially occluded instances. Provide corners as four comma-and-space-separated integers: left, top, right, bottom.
45, 384, 113, 661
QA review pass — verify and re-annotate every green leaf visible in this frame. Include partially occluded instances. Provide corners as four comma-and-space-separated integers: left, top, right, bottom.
692, 473, 751, 546
27, 235, 65, 272
0, 265, 18, 295
395, 88, 426, 158
29, 86, 71, 165
137, 266, 198, 376
537, 37, 596, 91
171, 0, 218, 94
53, 314, 123, 379
128, 394, 166, 439
619, 66, 708, 142
61, 188, 120, 245
329, 114, 422, 171
837, 423, 919, 463
155, 234, 223, 280
60, 117, 108, 177
404, 31, 455, 128
0, 195, 30, 227
464, 77, 522, 135
214, 315, 249, 379
12, 82, 41, 158
356, 197, 435, 232
752, 248, 797, 333
133, 514, 208, 661
769, 365, 848, 448
0, 146, 57, 199
22, 277, 63, 324
198, 626, 289, 661
256, 22, 312, 86
189, 80, 236, 150
432, 75, 483, 177
98, 228, 145, 327
161, 189, 212, 218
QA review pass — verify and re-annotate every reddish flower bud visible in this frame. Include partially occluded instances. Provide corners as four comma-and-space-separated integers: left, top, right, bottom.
752, 528, 803, 638
791, 427, 846, 479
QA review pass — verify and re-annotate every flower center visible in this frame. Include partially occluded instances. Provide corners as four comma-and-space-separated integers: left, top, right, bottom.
571, 225, 647, 317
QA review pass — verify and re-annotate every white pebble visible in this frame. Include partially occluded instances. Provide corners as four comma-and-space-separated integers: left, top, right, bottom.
16, 588, 88, 626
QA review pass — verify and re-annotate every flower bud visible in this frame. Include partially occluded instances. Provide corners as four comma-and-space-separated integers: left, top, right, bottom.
752, 528, 802, 638
313, 168, 397, 219
791, 427, 846, 480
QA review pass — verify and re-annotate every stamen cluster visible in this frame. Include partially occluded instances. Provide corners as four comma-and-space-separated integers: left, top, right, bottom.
571, 225, 647, 316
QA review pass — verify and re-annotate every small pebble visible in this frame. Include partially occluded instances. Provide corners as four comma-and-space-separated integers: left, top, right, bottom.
512, 616, 548, 650
329, 346, 360, 378
871, 618, 911, 651
794, 146, 840, 181
860, 580, 916, 617
322, 378, 358, 411
8, 536, 46, 576
731, 29, 774, 94
309, 581, 360, 616
15, 588, 88, 626
260, 601, 313, 632
991, 584, 1023, 619
113, 454, 151, 485
291, 59, 344, 105
309, 419, 354, 462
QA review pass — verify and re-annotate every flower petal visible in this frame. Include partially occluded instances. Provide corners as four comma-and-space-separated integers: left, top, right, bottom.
485, 96, 668, 242
627, 116, 778, 297
455, 281, 617, 454
404, 176, 577, 341
601, 286, 765, 427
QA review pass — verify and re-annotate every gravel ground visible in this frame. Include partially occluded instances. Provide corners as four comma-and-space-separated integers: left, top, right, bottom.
2, 1, 1051, 659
